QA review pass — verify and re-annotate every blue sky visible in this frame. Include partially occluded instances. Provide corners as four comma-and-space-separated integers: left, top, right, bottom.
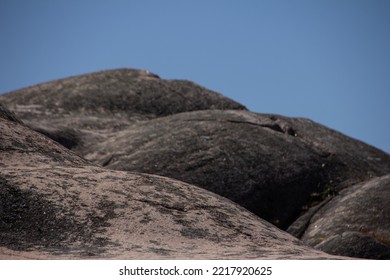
1, 0, 389, 153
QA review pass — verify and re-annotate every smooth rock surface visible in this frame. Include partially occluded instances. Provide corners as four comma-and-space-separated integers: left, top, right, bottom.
0, 69, 246, 120
0, 104, 337, 259
314, 231, 390, 260
0, 68, 246, 154
82, 109, 390, 229
299, 174, 390, 259
1, 69, 389, 259
2, 70, 388, 230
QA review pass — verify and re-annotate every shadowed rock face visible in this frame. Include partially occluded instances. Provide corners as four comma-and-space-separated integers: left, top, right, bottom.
0, 103, 22, 124
81, 110, 389, 230
0, 68, 245, 125
0, 104, 337, 259
0, 68, 246, 156
1, 68, 389, 259
313, 232, 390, 260
297, 174, 390, 259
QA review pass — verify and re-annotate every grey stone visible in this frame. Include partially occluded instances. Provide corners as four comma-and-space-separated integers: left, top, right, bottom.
82, 109, 390, 229
1, 68, 389, 259
0, 103, 338, 259
314, 231, 390, 260
300, 174, 390, 259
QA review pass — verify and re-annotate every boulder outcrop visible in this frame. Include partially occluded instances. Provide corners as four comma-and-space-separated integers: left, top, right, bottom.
0, 68, 246, 157
0, 104, 336, 259
297, 174, 390, 259
80, 109, 390, 230
1, 68, 389, 259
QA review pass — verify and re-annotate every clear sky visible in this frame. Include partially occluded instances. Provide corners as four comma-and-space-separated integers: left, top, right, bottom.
1, 0, 389, 153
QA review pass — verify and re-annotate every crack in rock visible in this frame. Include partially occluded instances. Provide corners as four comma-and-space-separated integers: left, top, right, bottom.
225, 120, 297, 136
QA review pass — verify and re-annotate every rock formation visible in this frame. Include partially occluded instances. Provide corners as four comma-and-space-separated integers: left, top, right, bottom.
0, 103, 335, 259
0, 68, 245, 152
1, 68, 389, 259
295, 174, 390, 259
79, 109, 389, 230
